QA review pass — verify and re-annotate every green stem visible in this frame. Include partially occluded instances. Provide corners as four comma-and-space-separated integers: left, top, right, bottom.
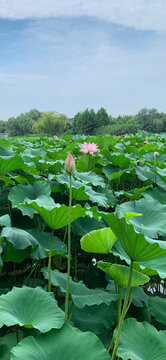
65, 174, 72, 322
110, 261, 133, 360
117, 286, 122, 325
37, 214, 41, 230
24, 263, 36, 286
13, 263, 16, 286
16, 324, 19, 343
68, 300, 74, 321
63, 226, 68, 243
74, 249, 77, 282
154, 155, 157, 184
48, 230, 54, 292
58, 227, 68, 270
32, 261, 38, 287
124, 287, 136, 317
5, 186, 12, 226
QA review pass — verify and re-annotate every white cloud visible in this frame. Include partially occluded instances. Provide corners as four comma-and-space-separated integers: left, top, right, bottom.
0, 0, 166, 32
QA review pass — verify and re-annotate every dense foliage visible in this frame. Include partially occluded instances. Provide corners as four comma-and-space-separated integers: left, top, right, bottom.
32, 111, 68, 135
3, 107, 166, 137
0, 132, 166, 359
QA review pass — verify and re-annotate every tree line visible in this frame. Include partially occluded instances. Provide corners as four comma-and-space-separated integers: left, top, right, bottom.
0, 107, 166, 137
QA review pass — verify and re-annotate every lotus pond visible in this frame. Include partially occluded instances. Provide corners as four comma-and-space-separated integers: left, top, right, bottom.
0, 132, 166, 360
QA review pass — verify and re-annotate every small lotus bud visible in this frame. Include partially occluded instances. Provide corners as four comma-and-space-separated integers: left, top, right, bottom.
64, 152, 75, 175
154, 151, 159, 157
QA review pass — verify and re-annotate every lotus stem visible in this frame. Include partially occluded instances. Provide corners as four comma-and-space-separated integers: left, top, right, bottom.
65, 174, 72, 321
16, 324, 19, 343
74, 249, 78, 282
48, 229, 54, 292
117, 286, 122, 325
110, 260, 133, 360
5, 186, 12, 226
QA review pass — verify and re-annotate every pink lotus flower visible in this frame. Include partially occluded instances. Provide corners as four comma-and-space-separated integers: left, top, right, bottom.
143, 140, 149, 144
64, 152, 75, 175
80, 142, 100, 155
54, 135, 58, 140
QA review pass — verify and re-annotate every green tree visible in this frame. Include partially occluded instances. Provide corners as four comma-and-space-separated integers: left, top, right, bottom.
33, 111, 68, 135
153, 118, 164, 133
95, 107, 109, 128
0, 120, 7, 133
136, 108, 159, 132
71, 109, 96, 135
27, 109, 41, 121
81, 108, 96, 135
71, 112, 82, 134
7, 114, 33, 136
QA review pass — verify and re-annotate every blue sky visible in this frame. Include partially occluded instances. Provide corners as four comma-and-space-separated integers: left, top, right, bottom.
0, 0, 166, 120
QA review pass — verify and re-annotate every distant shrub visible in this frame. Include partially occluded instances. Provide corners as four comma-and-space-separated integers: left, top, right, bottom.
94, 123, 139, 135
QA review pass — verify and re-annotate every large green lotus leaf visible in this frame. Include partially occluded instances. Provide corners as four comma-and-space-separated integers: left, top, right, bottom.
139, 257, 166, 279
143, 188, 166, 205
79, 186, 108, 207
135, 165, 153, 182
0, 215, 10, 227
28, 229, 67, 259
42, 268, 117, 308
17, 196, 86, 230
23, 147, 46, 158
99, 187, 118, 207
1, 227, 38, 250
153, 166, 166, 182
35, 159, 64, 174
111, 241, 166, 278
0, 138, 12, 152
0, 332, 23, 360
135, 165, 166, 190
3, 242, 32, 263
149, 296, 166, 326
98, 262, 149, 288
80, 227, 117, 253
76, 154, 101, 172
102, 164, 127, 181
72, 216, 105, 236
56, 174, 108, 207
71, 302, 117, 335
117, 197, 166, 237
102, 212, 166, 262
8, 181, 51, 218
101, 150, 131, 168
0, 286, 64, 332
45, 147, 64, 161
74, 170, 105, 187
0, 154, 27, 174
11, 323, 110, 360
116, 318, 166, 360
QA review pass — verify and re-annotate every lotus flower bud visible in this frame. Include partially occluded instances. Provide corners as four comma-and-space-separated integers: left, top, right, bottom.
64, 152, 75, 175
154, 151, 159, 157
